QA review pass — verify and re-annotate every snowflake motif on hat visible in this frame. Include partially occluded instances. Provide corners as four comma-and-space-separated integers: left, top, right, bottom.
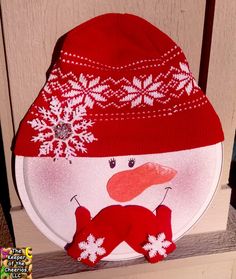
172, 62, 199, 96
121, 75, 164, 108
62, 73, 108, 108
143, 232, 172, 258
78, 234, 106, 263
27, 96, 96, 160
43, 69, 72, 95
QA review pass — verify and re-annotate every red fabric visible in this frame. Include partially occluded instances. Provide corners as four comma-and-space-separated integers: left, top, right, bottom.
125, 205, 176, 263
66, 205, 175, 266
14, 13, 224, 159
63, 13, 175, 67
66, 206, 127, 266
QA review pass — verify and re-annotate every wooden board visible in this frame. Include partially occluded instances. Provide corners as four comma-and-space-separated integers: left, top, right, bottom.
43, 254, 236, 279
0, 0, 235, 262
1, 2, 236, 279
0, 203, 13, 247
1, 0, 205, 128
206, 0, 236, 185
31, 206, 236, 278
0, 15, 20, 207
0, 0, 205, 208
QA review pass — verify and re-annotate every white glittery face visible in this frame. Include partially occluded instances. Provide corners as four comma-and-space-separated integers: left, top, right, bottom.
17, 143, 222, 259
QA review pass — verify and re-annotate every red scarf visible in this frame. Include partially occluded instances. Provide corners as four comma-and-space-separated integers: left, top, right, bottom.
66, 204, 175, 266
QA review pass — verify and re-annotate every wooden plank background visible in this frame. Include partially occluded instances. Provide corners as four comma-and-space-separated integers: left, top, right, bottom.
206, 0, 236, 185
1, 0, 205, 207
0, 2, 236, 277
1, 0, 205, 127
0, 15, 19, 208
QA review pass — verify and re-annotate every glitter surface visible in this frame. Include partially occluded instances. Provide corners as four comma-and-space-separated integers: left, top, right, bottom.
53, 122, 72, 140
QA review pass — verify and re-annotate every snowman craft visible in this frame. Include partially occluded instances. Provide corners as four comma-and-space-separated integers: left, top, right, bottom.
14, 14, 224, 266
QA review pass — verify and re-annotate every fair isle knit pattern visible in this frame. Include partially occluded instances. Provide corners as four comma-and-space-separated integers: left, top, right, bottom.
14, 13, 224, 159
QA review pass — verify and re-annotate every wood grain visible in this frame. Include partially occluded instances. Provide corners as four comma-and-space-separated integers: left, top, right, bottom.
31, 206, 236, 278
0, 0, 206, 211
0, 203, 13, 246
44, 253, 236, 279
0, 14, 21, 207
206, 0, 236, 185
1, 0, 205, 128
232, 259, 236, 279
0, 0, 235, 263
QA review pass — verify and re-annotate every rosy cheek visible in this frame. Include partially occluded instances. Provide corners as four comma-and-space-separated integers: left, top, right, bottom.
25, 158, 72, 197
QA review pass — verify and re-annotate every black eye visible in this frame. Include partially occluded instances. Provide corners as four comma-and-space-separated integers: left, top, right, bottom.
109, 158, 116, 169
128, 158, 135, 168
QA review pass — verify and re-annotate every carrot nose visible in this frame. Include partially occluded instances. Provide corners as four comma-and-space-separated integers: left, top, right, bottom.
107, 162, 177, 202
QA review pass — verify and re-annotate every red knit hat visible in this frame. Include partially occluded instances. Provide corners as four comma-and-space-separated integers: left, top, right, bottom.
14, 13, 224, 160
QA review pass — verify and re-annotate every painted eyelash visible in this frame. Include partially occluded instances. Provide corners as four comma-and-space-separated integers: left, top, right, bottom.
109, 158, 116, 169
128, 158, 136, 168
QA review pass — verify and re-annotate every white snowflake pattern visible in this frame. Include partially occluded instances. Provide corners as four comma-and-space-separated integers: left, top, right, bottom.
62, 73, 108, 108
27, 96, 96, 160
43, 69, 72, 95
78, 234, 106, 263
143, 232, 172, 258
172, 62, 199, 95
121, 75, 164, 107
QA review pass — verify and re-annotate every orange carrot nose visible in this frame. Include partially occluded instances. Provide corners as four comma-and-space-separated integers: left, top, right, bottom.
107, 162, 177, 202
